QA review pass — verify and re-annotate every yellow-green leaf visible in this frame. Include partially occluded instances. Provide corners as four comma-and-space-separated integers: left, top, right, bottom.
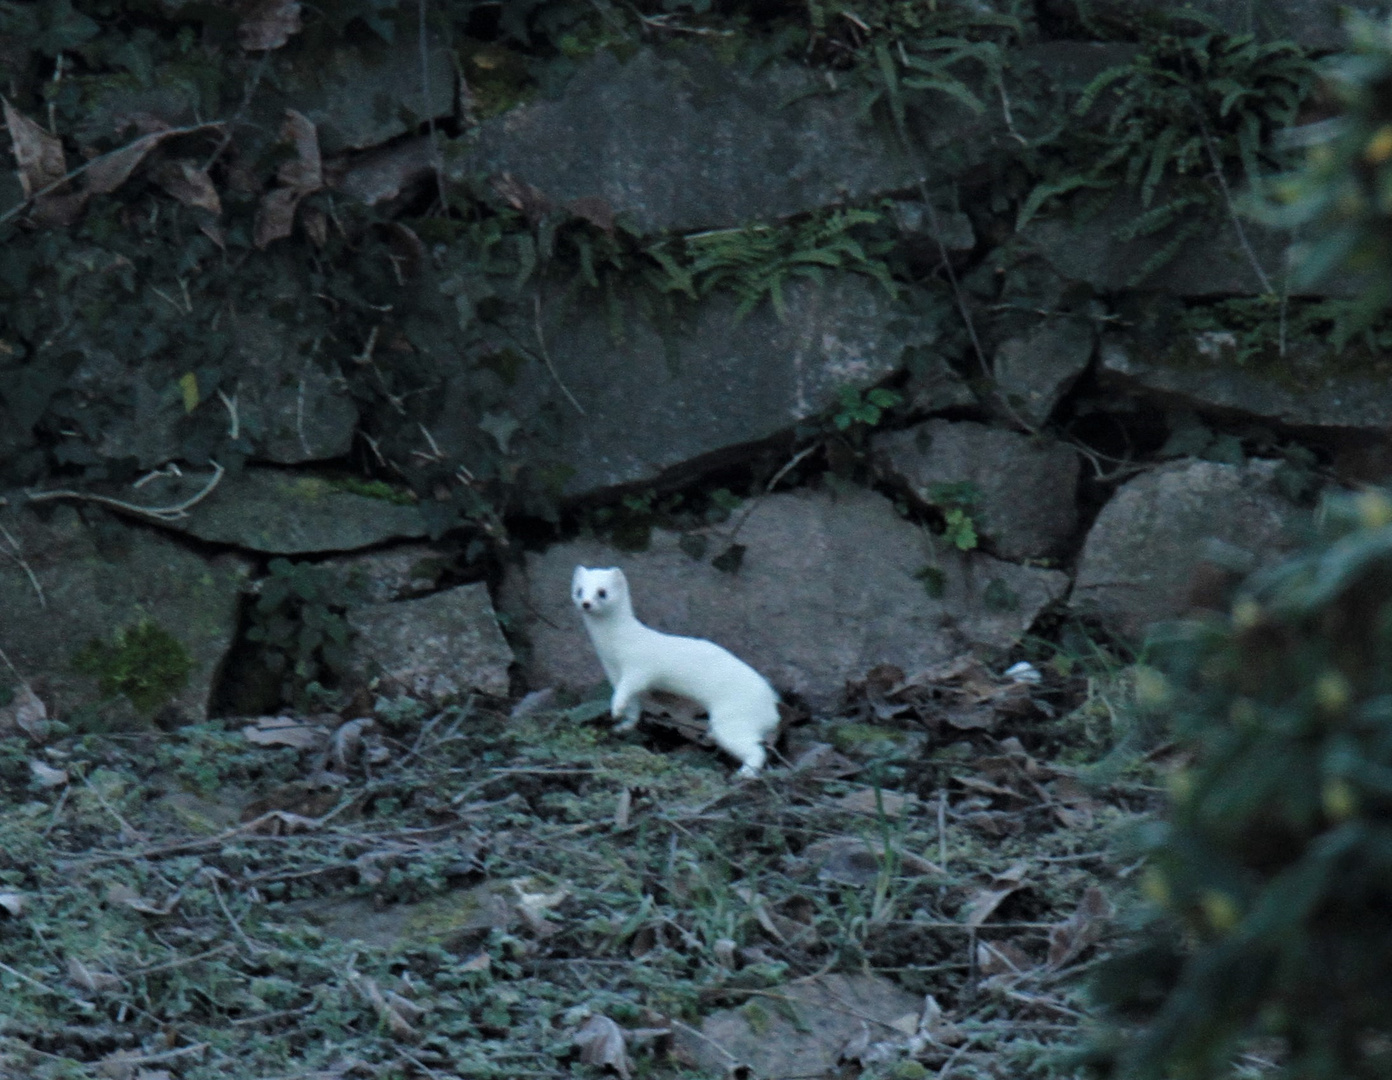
179, 371, 200, 413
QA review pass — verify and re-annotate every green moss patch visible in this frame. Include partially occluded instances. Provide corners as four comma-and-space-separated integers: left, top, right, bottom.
73, 618, 192, 715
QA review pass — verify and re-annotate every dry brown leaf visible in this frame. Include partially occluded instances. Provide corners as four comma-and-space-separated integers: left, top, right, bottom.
241, 777, 342, 821
354, 976, 420, 1041
961, 861, 1029, 928
238, 0, 303, 50
107, 882, 181, 916
242, 716, 329, 751
384, 989, 425, 1021
84, 130, 169, 196
513, 879, 570, 912
2, 682, 49, 742
278, 109, 321, 192
1047, 776, 1100, 829
253, 110, 322, 248
787, 741, 860, 777
29, 759, 68, 788
1046, 886, 1114, 969
153, 158, 222, 214
300, 203, 327, 247
491, 172, 552, 221
330, 717, 375, 772
247, 809, 323, 835
566, 195, 615, 233
574, 1014, 632, 1080
976, 938, 1032, 978
952, 774, 1026, 801
3, 100, 82, 223
837, 1020, 872, 1065
254, 183, 302, 248
941, 704, 997, 731
914, 993, 966, 1045
829, 787, 920, 818
4, 100, 65, 198
801, 835, 884, 885
67, 956, 122, 993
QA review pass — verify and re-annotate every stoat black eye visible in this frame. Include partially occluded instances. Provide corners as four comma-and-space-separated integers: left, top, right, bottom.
597, 588, 607, 599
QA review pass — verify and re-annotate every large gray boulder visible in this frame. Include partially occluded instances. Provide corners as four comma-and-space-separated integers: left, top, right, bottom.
451, 46, 937, 234
411, 272, 936, 498
874, 420, 1080, 561
0, 505, 249, 725
1013, 192, 1293, 298
992, 317, 1095, 428
347, 583, 513, 700
451, 40, 1144, 237
1099, 336, 1392, 436
150, 468, 428, 554
499, 486, 1068, 711
1073, 458, 1310, 638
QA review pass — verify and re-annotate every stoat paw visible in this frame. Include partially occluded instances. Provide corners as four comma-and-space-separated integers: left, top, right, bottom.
613, 716, 640, 733
734, 762, 761, 780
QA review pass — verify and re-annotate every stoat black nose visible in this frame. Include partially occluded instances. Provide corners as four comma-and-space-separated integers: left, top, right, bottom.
581, 601, 591, 610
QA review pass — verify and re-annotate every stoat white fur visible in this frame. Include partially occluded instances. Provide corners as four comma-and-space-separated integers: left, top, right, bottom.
571, 565, 780, 777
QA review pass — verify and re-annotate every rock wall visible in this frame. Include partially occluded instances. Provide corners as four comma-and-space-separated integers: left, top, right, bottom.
0, 1, 1385, 724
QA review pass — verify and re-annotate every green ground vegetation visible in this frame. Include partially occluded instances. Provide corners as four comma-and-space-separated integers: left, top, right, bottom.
0, 661, 1157, 1078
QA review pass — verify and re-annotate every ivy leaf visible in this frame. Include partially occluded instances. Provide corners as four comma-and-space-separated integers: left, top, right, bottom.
238, 0, 303, 51
711, 543, 746, 574
916, 565, 946, 599
479, 410, 520, 454
943, 508, 978, 551
983, 578, 1019, 612
33, 0, 99, 56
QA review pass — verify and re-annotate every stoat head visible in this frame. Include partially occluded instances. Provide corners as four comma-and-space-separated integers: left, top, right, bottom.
572, 565, 629, 617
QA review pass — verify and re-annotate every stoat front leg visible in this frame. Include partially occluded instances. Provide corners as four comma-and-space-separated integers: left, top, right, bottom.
610, 676, 643, 732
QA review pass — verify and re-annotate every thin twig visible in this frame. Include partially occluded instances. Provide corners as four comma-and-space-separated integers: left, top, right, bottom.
203, 49, 270, 173
26, 461, 225, 522
130, 944, 235, 978
218, 388, 240, 439
0, 960, 82, 1003
765, 441, 820, 493
41, 786, 70, 840
937, 789, 948, 870
635, 12, 735, 36
1193, 108, 1274, 296
533, 292, 587, 416
207, 874, 264, 957
997, 80, 1027, 146
80, 772, 145, 842
0, 524, 44, 607
918, 192, 1037, 435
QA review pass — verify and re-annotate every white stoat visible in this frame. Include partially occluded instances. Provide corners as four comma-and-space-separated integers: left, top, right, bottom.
571, 565, 780, 777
